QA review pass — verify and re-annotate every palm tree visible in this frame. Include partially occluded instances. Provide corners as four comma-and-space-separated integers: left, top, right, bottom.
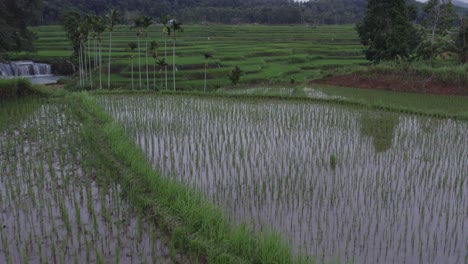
140, 16, 153, 90
85, 15, 96, 89
77, 19, 90, 87
131, 17, 144, 89
161, 14, 171, 90
169, 19, 183, 91
149, 41, 158, 90
93, 16, 106, 89
128, 42, 137, 90
203, 53, 212, 92
156, 58, 167, 89
106, 9, 119, 89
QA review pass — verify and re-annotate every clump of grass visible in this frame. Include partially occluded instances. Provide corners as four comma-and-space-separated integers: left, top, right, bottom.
0, 78, 35, 99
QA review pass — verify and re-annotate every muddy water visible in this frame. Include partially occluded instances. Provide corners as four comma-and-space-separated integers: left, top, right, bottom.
100, 95, 468, 264
0, 103, 179, 263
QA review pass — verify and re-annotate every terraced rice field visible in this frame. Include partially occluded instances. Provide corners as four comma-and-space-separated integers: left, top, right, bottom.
26, 24, 367, 90
99, 94, 468, 263
0, 99, 184, 263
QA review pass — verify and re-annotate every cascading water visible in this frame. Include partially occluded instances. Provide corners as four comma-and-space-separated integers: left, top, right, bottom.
0, 61, 52, 77
0, 61, 62, 85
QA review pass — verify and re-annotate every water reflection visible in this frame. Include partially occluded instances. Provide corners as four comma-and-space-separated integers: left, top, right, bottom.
99, 95, 468, 264
360, 112, 399, 153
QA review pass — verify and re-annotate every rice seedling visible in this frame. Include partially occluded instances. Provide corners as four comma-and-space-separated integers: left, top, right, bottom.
0, 99, 185, 263
99, 94, 468, 263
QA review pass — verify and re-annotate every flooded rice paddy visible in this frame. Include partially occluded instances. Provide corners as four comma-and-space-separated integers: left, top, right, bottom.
0, 102, 178, 263
99, 95, 468, 263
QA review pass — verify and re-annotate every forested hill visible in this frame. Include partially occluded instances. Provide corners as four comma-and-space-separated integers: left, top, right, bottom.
41, 0, 468, 25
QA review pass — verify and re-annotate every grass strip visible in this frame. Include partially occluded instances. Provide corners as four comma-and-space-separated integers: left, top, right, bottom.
68, 92, 307, 264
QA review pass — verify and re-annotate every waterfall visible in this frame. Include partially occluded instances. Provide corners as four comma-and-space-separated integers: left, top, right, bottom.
0, 61, 52, 78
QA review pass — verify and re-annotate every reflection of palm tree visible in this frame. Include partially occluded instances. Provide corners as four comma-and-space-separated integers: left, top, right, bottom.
131, 17, 143, 89
141, 16, 153, 90
161, 15, 171, 90
106, 9, 119, 89
128, 42, 137, 90
169, 19, 183, 91
149, 41, 158, 90
156, 58, 167, 89
203, 53, 212, 92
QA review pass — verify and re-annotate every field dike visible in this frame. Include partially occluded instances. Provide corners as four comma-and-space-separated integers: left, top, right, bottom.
68, 92, 307, 263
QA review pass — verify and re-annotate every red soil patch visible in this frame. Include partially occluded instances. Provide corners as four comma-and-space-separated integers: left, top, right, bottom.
313, 73, 468, 96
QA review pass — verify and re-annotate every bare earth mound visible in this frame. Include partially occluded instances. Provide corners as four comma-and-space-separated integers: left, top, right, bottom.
313, 73, 468, 96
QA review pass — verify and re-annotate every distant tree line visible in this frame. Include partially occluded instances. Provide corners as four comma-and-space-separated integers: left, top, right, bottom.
38, 0, 411, 25
357, 0, 468, 63
0, 0, 42, 53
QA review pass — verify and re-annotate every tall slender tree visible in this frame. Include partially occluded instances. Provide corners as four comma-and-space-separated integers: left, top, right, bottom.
93, 16, 106, 89
131, 17, 144, 89
141, 16, 153, 90
149, 41, 159, 90
78, 19, 90, 87
85, 15, 95, 89
106, 9, 119, 89
169, 19, 183, 91
423, 0, 454, 44
161, 15, 171, 90
128, 42, 137, 90
203, 53, 212, 92
156, 58, 167, 89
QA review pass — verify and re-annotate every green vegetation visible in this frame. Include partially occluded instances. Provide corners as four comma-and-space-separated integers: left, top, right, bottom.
18, 24, 368, 91
356, 0, 421, 62
0, 78, 36, 99
0, 0, 41, 53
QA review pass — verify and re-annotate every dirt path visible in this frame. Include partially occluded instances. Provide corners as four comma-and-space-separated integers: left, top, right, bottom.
313, 73, 468, 96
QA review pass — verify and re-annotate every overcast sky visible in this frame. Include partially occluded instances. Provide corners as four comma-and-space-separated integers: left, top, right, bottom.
415, 0, 468, 2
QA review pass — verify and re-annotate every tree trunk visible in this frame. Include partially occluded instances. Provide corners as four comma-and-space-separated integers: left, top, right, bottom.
164, 35, 168, 90
173, 33, 176, 92
99, 39, 102, 89
204, 63, 207, 92
137, 36, 142, 89
131, 59, 134, 90
146, 38, 149, 90
88, 38, 93, 89
108, 31, 112, 89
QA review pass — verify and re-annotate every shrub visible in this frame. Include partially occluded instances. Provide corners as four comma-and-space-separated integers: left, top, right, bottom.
0, 78, 34, 99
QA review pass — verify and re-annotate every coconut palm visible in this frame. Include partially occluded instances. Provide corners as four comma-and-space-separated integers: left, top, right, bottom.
128, 42, 137, 90
131, 16, 144, 89
106, 9, 119, 89
203, 52, 212, 92
156, 58, 167, 89
149, 41, 158, 90
85, 15, 96, 89
78, 19, 91, 87
169, 19, 183, 91
93, 16, 106, 89
140, 16, 153, 90
161, 14, 171, 90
